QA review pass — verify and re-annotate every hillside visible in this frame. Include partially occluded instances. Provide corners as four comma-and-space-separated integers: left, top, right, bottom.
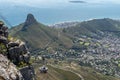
65, 18, 120, 37
10, 17, 120, 52
10, 14, 73, 52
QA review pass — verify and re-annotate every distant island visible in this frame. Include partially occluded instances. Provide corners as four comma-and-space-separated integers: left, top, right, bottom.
69, 0, 86, 3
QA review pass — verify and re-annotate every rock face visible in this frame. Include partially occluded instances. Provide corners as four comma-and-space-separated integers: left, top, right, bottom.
22, 14, 37, 31
0, 21, 34, 80
0, 54, 23, 80
8, 41, 30, 65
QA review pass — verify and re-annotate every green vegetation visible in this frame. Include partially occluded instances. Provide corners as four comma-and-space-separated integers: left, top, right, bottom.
18, 61, 28, 68
0, 43, 7, 54
84, 42, 90, 46
9, 22, 73, 52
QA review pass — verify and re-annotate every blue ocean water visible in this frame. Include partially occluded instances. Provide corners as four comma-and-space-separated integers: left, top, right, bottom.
0, 3, 120, 27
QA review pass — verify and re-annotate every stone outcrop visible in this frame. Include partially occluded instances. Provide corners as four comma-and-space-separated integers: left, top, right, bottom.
0, 54, 23, 80
8, 41, 30, 65
0, 21, 34, 80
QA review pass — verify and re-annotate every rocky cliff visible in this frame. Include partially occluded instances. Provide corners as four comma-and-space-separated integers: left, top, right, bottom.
0, 20, 34, 80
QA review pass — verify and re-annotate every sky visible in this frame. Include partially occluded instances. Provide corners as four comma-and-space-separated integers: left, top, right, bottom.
0, 0, 120, 8
0, 0, 120, 26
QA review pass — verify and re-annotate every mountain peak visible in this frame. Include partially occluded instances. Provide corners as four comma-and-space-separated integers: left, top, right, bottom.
22, 14, 37, 31
25, 13, 37, 26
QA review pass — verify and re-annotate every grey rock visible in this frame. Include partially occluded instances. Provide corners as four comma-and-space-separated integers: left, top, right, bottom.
8, 42, 19, 47
0, 54, 23, 80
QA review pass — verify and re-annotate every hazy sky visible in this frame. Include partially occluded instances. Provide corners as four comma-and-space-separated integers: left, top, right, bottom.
0, 0, 120, 26
0, 0, 120, 8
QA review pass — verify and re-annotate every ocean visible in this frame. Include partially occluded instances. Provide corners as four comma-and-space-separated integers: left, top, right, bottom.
0, 3, 120, 27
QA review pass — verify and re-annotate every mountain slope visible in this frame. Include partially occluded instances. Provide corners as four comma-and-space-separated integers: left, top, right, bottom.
65, 18, 120, 37
10, 17, 120, 52
10, 14, 73, 52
